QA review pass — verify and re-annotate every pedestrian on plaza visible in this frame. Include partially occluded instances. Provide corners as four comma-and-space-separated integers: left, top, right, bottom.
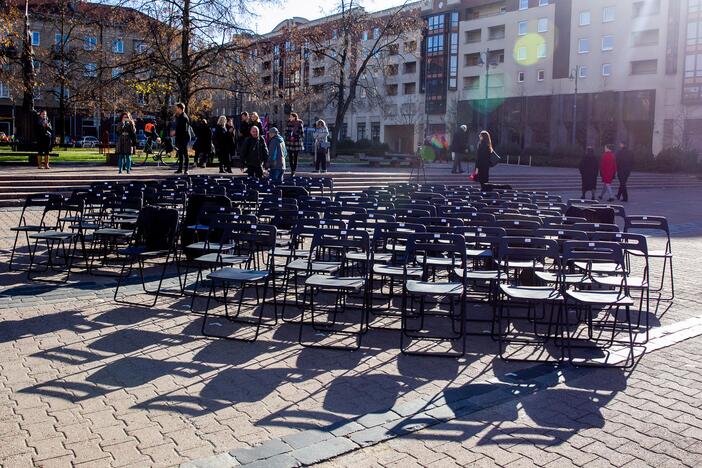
250, 112, 264, 137
35, 110, 53, 170
616, 141, 634, 202
285, 112, 304, 176
225, 118, 237, 171
173, 102, 191, 174
240, 125, 268, 178
213, 115, 232, 173
578, 146, 599, 200
449, 124, 469, 174
599, 144, 617, 202
236, 112, 251, 162
475, 130, 493, 190
143, 120, 160, 157
101, 128, 110, 156
313, 119, 330, 173
266, 127, 287, 184
115, 112, 137, 174
194, 118, 212, 168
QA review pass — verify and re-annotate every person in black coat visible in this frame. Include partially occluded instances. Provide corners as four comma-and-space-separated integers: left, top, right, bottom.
193, 118, 212, 168
240, 125, 268, 178
173, 102, 191, 174
449, 124, 469, 174
475, 130, 493, 190
213, 115, 232, 173
237, 111, 252, 158
579, 146, 599, 200
616, 142, 634, 202
35, 110, 53, 169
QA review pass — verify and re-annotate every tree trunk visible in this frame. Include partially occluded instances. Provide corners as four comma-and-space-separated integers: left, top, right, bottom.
179, 0, 191, 109
17, 0, 36, 145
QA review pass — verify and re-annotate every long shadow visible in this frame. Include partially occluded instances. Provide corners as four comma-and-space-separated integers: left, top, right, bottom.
0, 309, 106, 344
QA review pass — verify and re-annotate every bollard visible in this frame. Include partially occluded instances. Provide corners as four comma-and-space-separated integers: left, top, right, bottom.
517, 155, 521, 165
507, 154, 510, 165
529, 155, 533, 166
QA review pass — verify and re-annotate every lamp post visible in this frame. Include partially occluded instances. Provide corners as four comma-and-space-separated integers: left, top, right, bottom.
569, 65, 580, 145
478, 49, 497, 130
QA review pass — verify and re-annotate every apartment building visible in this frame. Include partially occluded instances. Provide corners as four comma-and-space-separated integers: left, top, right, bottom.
421, 0, 698, 154
231, 3, 423, 154
0, 0, 155, 140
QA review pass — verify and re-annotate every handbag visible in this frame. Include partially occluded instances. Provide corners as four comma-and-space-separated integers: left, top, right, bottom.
489, 151, 501, 167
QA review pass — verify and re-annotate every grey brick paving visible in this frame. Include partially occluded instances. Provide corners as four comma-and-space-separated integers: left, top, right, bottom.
0, 185, 701, 467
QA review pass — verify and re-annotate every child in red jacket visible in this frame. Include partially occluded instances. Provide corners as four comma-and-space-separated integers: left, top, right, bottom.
599, 145, 617, 202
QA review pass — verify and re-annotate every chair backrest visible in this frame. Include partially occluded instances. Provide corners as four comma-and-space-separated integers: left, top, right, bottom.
624, 215, 669, 235
309, 229, 371, 270
571, 222, 620, 233
498, 236, 560, 277
134, 206, 180, 251
536, 228, 590, 242
405, 232, 467, 277
562, 240, 628, 290
417, 217, 465, 228
590, 231, 648, 256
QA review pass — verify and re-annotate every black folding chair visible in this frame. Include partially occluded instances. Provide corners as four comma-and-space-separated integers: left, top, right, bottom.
113, 206, 180, 307
9, 194, 63, 272
624, 215, 674, 300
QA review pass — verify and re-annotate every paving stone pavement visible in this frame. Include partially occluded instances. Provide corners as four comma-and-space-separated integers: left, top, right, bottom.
0, 185, 701, 467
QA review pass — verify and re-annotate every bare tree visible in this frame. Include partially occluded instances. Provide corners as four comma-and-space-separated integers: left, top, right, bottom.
112, 0, 271, 113
293, 0, 420, 158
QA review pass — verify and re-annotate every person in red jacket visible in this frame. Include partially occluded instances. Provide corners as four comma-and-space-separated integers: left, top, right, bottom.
599, 144, 617, 202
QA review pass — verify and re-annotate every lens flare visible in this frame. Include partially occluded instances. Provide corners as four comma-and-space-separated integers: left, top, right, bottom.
513, 33, 548, 67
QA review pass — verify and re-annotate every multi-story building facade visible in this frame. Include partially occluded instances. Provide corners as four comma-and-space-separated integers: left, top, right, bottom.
227, 0, 702, 156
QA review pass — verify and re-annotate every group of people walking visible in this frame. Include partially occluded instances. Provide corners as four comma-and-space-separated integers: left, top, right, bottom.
579, 142, 634, 202
150, 106, 332, 178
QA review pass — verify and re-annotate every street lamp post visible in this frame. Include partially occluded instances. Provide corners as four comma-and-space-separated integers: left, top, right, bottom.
569, 65, 580, 145
478, 49, 496, 130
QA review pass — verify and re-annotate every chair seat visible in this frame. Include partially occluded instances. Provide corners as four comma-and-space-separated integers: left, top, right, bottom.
11, 225, 48, 233
186, 224, 209, 231
208, 268, 269, 282
466, 248, 493, 258
346, 251, 371, 262
194, 253, 249, 266
592, 275, 648, 289
29, 230, 76, 241
574, 261, 622, 274
646, 249, 672, 258
286, 259, 341, 273
500, 284, 563, 301
373, 264, 423, 277
274, 249, 310, 259
566, 290, 635, 306
406, 281, 464, 296
535, 271, 592, 285
119, 246, 170, 257
371, 252, 393, 264
70, 222, 102, 230
186, 242, 236, 252
94, 228, 133, 237
416, 255, 460, 267
305, 274, 365, 291
455, 268, 499, 281
497, 260, 544, 270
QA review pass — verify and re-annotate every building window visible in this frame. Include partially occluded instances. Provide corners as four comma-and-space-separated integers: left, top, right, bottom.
579, 65, 588, 78
31, 31, 40, 46
519, 0, 529, 11
539, 0, 549, 5
517, 71, 525, 82
537, 18, 548, 33
537, 44, 547, 58
404, 40, 417, 52
385, 64, 399, 76
54, 33, 68, 51
388, 44, 400, 55
537, 69, 545, 81
386, 84, 398, 96
313, 66, 325, 77
518, 21, 528, 36
428, 14, 445, 32
371, 122, 380, 144
112, 39, 124, 54
361, 31, 368, 41
373, 28, 380, 39
427, 34, 444, 53
357, 122, 366, 141
0, 82, 10, 98
602, 6, 616, 23
578, 38, 590, 53
602, 63, 612, 76
134, 40, 147, 54
111, 67, 122, 79
403, 62, 417, 74
84, 63, 97, 77
463, 76, 480, 89
631, 29, 659, 47
633, 0, 660, 17
579, 11, 591, 26
84, 36, 97, 51
631, 59, 657, 75
517, 46, 527, 61
601, 35, 614, 51
404, 82, 416, 94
